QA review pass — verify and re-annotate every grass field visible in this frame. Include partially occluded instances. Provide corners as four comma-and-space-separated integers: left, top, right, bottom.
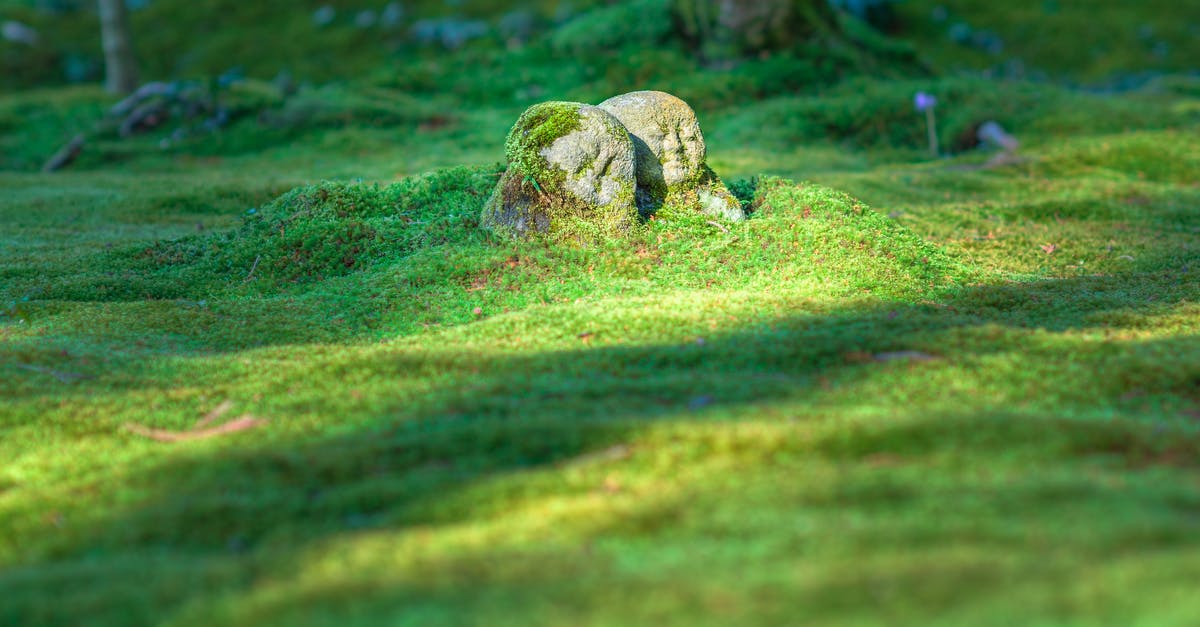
2, 1, 1199, 625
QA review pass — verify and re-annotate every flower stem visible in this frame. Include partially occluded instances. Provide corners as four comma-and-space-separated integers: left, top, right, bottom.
925, 108, 939, 157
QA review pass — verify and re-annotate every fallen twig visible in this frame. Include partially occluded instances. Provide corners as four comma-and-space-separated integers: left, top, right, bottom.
42, 134, 86, 173
561, 444, 632, 468
946, 152, 1028, 172
124, 415, 265, 442
16, 363, 88, 384
192, 399, 235, 430
706, 220, 729, 233
110, 81, 172, 117
244, 255, 262, 282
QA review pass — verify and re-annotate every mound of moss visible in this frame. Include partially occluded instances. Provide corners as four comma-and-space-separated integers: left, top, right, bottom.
31, 166, 499, 301
742, 177, 967, 292
637, 176, 967, 300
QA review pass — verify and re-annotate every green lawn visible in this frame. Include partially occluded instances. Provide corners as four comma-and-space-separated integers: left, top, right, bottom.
2, 1, 1199, 625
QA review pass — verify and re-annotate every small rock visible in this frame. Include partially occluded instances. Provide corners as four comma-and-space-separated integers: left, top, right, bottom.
312, 6, 336, 26
498, 9, 537, 43
873, 351, 937, 362
948, 22, 972, 44
411, 17, 490, 49
381, 2, 405, 28
1, 20, 38, 46
976, 121, 1019, 151
354, 10, 377, 29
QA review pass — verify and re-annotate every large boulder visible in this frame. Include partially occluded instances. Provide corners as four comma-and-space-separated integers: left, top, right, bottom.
598, 90, 744, 221
482, 101, 639, 241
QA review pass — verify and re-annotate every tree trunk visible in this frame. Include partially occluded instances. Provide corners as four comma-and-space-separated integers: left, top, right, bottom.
98, 0, 138, 94
673, 0, 841, 61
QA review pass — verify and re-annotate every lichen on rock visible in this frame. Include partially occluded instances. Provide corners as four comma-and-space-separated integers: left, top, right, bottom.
598, 90, 744, 221
482, 101, 639, 242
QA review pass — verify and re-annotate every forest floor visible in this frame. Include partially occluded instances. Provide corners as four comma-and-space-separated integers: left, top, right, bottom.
2, 1, 1199, 625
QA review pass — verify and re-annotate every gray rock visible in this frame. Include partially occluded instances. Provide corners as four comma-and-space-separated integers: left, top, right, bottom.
381, 2, 405, 28
312, 6, 336, 27
354, 10, 377, 29
483, 102, 638, 241
498, 9, 537, 43
2, 20, 39, 46
411, 17, 490, 49
599, 90, 743, 221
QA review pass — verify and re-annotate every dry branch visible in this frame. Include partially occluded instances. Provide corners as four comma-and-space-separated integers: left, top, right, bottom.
124, 415, 266, 442
42, 134, 86, 172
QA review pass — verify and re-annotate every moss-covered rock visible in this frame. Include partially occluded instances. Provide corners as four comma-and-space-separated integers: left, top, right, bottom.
598, 90, 744, 221
482, 101, 639, 242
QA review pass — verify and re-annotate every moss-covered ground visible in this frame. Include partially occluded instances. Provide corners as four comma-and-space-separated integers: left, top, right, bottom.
2, 1, 1199, 625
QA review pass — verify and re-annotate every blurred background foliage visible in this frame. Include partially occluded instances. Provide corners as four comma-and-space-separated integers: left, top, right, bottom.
1, 0, 1196, 172
2, 0, 1197, 90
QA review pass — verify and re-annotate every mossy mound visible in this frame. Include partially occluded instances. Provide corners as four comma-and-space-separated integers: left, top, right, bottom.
38, 166, 499, 301
633, 176, 967, 300
482, 101, 639, 243
736, 177, 967, 293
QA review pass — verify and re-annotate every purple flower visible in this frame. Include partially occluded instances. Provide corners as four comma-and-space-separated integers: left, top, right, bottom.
914, 92, 938, 112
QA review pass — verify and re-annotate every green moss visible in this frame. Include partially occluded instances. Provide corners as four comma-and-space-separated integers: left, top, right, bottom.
484, 102, 588, 240
24, 165, 498, 301
482, 166, 637, 246
502, 101, 584, 189
5, 5, 1200, 624
896, 0, 1200, 81
485, 101, 641, 244
651, 164, 741, 221
4, 129, 1200, 623
710, 76, 1200, 156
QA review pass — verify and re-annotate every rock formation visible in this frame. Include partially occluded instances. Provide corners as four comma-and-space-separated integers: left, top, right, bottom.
483, 92, 743, 241
599, 90, 743, 221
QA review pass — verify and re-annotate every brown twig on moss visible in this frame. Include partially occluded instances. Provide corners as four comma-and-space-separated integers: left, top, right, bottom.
123, 415, 266, 442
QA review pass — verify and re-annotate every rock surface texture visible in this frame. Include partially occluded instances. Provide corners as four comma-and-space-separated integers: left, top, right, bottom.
482, 101, 638, 241
599, 90, 744, 221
